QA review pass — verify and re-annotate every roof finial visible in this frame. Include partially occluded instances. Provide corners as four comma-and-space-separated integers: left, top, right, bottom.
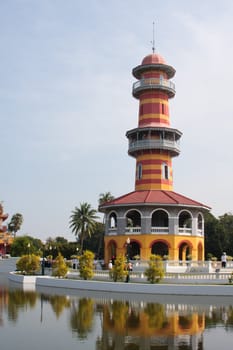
151, 21, 155, 53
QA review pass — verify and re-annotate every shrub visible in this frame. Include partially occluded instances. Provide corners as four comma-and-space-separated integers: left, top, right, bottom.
78, 250, 94, 280
109, 255, 127, 282
145, 254, 164, 284
52, 253, 68, 278
16, 254, 40, 275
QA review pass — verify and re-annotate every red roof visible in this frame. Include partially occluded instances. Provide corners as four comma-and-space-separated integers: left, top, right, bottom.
99, 190, 210, 210
141, 53, 166, 65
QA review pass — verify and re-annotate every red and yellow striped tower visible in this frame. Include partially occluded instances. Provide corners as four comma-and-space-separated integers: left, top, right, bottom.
127, 53, 181, 191
99, 49, 210, 264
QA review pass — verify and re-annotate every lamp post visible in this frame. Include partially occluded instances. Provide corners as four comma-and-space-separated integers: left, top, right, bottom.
41, 242, 45, 276
126, 237, 130, 261
125, 237, 131, 283
27, 243, 31, 256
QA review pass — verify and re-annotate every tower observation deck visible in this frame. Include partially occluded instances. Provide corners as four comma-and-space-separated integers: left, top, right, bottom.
99, 49, 210, 264
127, 52, 182, 191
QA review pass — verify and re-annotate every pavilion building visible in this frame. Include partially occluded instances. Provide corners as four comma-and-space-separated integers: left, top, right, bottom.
0, 204, 13, 256
99, 50, 210, 263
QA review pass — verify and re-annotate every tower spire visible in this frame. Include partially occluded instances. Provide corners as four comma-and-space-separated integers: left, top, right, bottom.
151, 21, 155, 53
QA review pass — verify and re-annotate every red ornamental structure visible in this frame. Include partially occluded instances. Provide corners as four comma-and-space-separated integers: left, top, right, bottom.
99, 49, 210, 264
0, 204, 13, 256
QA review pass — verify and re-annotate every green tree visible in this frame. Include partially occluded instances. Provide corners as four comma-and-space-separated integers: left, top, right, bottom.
69, 202, 98, 253
83, 222, 105, 258
70, 298, 94, 339
16, 254, 40, 275
78, 250, 94, 280
110, 254, 127, 282
52, 252, 68, 278
218, 213, 233, 256
8, 213, 23, 237
10, 236, 41, 257
98, 192, 115, 207
98, 192, 114, 256
204, 212, 233, 258
145, 254, 164, 284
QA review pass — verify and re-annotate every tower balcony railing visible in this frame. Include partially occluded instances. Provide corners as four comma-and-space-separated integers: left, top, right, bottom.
178, 227, 192, 235
133, 77, 175, 97
125, 227, 141, 234
106, 227, 117, 236
128, 139, 180, 154
197, 229, 204, 236
151, 227, 169, 234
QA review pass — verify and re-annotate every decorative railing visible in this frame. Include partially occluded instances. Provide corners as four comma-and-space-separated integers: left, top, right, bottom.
128, 139, 180, 154
178, 227, 192, 235
133, 77, 175, 96
125, 227, 141, 234
107, 227, 117, 236
151, 227, 169, 233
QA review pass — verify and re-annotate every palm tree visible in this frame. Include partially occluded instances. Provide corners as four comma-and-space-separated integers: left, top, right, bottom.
8, 213, 23, 237
98, 192, 114, 207
69, 203, 98, 253
98, 192, 115, 257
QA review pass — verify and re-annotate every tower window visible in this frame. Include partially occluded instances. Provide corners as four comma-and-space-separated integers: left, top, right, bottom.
162, 163, 169, 180
137, 163, 143, 180
161, 103, 165, 114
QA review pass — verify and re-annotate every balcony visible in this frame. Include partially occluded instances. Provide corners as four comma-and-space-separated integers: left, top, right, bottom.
133, 78, 175, 98
151, 227, 169, 234
178, 227, 192, 235
106, 227, 117, 236
128, 139, 180, 156
197, 229, 204, 236
125, 227, 141, 234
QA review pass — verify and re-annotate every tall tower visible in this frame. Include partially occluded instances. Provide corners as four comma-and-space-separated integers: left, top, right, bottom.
127, 53, 181, 191
0, 203, 13, 255
99, 49, 210, 264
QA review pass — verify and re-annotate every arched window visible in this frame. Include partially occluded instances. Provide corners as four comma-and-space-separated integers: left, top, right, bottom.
198, 213, 203, 230
162, 163, 169, 180
151, 210, 169, 233
136, 163, 143, 180
178, 211, 192, 234
125, 210, 141, 233
109, 212, 117, 228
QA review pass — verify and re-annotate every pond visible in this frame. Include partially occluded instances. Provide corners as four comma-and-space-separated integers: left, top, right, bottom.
0, 258, 233, 350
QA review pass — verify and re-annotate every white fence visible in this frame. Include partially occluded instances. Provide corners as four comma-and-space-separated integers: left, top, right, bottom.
67, 259, 233, 285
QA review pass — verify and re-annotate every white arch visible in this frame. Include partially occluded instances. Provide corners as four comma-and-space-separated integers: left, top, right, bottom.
150, 207, 171, 218
124, 208, 143, 217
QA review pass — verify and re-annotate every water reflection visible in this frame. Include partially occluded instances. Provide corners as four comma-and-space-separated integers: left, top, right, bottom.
8, 289, 37, 322
1, 284, 233, 349
70, 298, 94, 339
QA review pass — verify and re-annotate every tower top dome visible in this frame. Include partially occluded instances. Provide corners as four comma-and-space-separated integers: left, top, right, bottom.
133, 52, 175, 79
141, 53, 166, 65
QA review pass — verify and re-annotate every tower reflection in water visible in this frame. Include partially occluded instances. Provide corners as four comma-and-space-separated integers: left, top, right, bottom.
99, 300, 205, 350
1, 287, 233, 349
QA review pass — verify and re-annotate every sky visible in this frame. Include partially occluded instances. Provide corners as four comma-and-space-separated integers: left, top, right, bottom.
1, 0, 233, 241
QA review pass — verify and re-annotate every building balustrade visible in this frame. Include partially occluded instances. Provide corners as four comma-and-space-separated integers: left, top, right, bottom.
106, 226, 203, 236
133, 77, 175, 97
128, 139, 180, 154
178, 227, 192, 235
198, 229, 203, 236
125, 227, 141, 234
151, 227, 169, 233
